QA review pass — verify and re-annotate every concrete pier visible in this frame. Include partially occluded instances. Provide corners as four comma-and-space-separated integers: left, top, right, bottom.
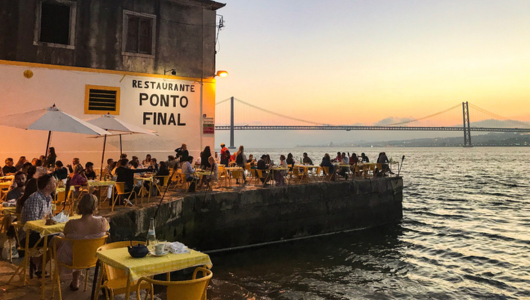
106, 177, 404, 251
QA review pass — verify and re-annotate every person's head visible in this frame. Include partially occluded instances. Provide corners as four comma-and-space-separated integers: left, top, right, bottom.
324, 153, 331, 161
214, 152, 219, 158
120, 158, 128, 166
220, 143, 225, 148
107, 158, 113, 165
208, 156, 215, 165
248, 154, 253, 160
337, 152, 341, 156
151, 158, 157, 164
181, 143, 187, 150
74, 164, 84, 174
14, 171, 26, 188
120, 153, 128, 160
203, 146, 211, 155
77, 194, 98, 216
145, 154, 151, 161
280, 155, 286, 161
26, 166, 37, 178
261, 155, 267, 160
159, 161, 167, 170
287, 153, 293, 159
35, 159, 42, 167
16, 156, 26, 165
31, 158, 38, 165
132, 156, 139, 162
130, 161, 139, 169
188, 156, 194, 163
85, 162, 94, 171
361, 153, 366, 157
303, 152, 308, 158
39, 155, 45, 161
342, 152, 346, 157
168, 155, 175, 161
22, 162, 33, 173
238, 145, 244, 154
48, 147, 56, 156
55, 161, 64, 168
73, 158, 80, 165
5, 158, 13, 166
37, 173, 56, 193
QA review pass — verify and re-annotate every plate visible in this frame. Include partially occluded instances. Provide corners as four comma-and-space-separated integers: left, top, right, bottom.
149, 250, 169, 257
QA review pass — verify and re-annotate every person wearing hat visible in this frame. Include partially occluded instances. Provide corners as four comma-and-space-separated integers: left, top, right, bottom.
220, 143, 229, 167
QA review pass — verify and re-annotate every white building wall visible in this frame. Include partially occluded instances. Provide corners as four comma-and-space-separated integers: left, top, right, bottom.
0, 61, 216, 165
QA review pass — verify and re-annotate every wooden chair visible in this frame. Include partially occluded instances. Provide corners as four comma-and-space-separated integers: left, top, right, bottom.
154, 175, 171, 195
136, 267, 212, 300
218, 166, 230, 187
52, 235, 108, 299
95, 241, 154, 300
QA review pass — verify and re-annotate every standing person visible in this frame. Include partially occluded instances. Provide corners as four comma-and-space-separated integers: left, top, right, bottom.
14, 156, 27, 171
361, 153, 369, 163
235, 145, 247, 184
214, 152, 220, 164
201, 146, 212, 169
220, 143, 229, 166
175, 144, 189, 163
44, 147, 57, 169
302, 153, 313, 165
3, 158, 17, 175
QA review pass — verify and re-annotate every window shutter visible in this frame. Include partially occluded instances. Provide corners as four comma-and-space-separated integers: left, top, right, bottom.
88, 89, 117, 111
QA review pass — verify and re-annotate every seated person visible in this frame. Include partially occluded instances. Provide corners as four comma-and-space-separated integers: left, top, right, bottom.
115, 159, 152, 204
67, 158, 81, 174
320, 153, 335, 181
3, 158, 18, 175
84, 162, 96, 180
7, 171, 26, 201
55, 194, 109, 291
302, 153, 313, 165
34, 159, 47, 178
199, 157, 218, 188
154, 161, 170, 189
14, 156, 27, 171
257, 155, 269, 183
181, 156, 196, 182
20, 174, 57, 277
17, 166, 38, 214
53, 161, 68, 180
105, 158, 114, 177
70, 164, 88, 196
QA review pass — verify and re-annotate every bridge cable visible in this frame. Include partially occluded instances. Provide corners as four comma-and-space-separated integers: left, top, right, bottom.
215, 98, 231, 105
388, 104, 461, 126
468, 103, 530, 128
233, 98, 323, 125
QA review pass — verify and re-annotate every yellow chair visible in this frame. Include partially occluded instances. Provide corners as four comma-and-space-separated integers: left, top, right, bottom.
154, 175, 171, 195
169, 170, 181, 190
52, 235, 108, 300
95, 241, 153, 300
218, 166, 230, 187
136, 267, 212, 300
321, 167, 333, 181
250, 169, 260, 184
113, 182, 137, 211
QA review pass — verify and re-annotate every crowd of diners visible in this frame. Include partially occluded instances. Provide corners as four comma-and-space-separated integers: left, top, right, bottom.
0, 143, 395, 290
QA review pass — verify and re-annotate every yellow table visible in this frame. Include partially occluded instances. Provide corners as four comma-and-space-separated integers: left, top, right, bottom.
8, 215, 82, 299
1, 206, 16, 215
95, 247, 212, 300
88, 180, 116, 206
294, 165, 320, 180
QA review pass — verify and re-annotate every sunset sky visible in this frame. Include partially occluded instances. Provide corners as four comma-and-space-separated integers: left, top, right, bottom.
215, 0, 530, 129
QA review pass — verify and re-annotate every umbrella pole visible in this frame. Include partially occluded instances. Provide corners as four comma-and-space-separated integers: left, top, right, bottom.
119, 134, 122, 155
100, 135, 107, 181
44, 131, 52, 161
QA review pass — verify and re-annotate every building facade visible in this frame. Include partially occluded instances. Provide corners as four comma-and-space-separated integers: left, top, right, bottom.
0, 0, 224, 163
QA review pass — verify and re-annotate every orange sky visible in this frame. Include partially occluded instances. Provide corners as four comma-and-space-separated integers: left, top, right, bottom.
215, 0, 530, 127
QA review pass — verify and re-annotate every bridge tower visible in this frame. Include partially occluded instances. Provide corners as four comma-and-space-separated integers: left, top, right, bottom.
462, 101, 472, 147
229, 96, 235, 149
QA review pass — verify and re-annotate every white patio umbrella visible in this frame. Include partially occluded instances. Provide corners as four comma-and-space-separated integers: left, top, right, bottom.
0, 104, 109, 160
87, 114, 157, 179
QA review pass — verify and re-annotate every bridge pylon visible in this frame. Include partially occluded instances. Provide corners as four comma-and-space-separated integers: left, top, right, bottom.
229, 96, 236, 149
462, 101, 472, 147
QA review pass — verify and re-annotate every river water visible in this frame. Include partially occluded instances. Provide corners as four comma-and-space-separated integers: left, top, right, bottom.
207, 147, 530, 299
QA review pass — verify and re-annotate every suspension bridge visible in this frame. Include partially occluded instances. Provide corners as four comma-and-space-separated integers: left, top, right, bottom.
215, 97, 530, 148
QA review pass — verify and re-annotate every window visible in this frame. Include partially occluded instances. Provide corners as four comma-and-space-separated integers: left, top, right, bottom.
123, 11, 156, 56
84, 85, 121, 115
34, 0, 76, 48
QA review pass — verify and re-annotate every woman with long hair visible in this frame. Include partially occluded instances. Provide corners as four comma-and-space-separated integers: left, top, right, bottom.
15, 156, 27, 171
235, 145, 247, 184
201, 146, 212, 169
45, 147, 57, 168
142, 154, 152, 167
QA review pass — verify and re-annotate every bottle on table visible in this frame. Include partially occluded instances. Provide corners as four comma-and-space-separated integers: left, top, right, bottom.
147, 218, 157, 246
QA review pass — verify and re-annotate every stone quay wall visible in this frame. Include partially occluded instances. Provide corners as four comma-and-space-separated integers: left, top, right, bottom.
108, 177, 403, 251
